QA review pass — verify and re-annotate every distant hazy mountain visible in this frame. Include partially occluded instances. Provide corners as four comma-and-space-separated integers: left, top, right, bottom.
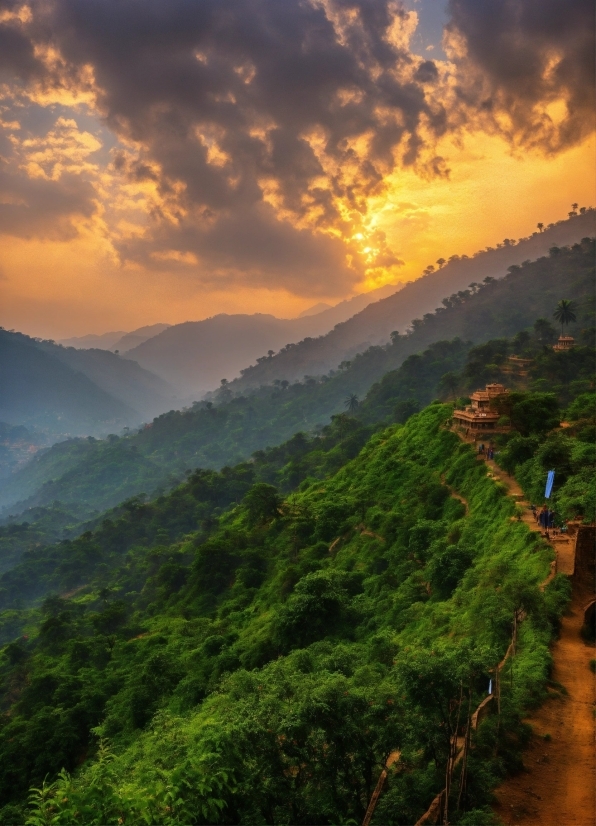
0, 330, 137, 435
60, 323, 170, 352
0, 331, 178, 436
124, 283, 401, 395
298, 302, 332, 317
60, 330, 127, 349
112, 323, 171, 352
230, 211, 596, 391
35, 340, 178, 421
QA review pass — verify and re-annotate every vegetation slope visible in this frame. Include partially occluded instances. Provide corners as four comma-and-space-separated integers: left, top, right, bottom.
0, 333, 593, 824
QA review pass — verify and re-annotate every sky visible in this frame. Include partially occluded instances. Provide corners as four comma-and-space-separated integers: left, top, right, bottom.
0, 0, 594, 338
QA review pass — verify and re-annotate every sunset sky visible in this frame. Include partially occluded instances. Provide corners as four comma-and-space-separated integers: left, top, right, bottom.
0, 0, 594, 339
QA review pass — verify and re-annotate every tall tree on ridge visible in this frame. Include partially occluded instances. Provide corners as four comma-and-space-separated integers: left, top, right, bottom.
553, 299, 577, 336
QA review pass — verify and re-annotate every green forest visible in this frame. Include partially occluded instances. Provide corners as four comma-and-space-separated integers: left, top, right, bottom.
0, 276, 593, 822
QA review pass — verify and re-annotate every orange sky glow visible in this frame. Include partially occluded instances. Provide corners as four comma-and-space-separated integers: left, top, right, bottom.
0, 0, 594, 339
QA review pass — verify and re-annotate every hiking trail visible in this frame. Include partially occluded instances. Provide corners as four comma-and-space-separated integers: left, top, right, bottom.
476, 444, 595, 826
361, 434, 595, 826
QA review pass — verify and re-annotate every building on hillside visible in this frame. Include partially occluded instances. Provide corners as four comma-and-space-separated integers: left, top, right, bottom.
452, 383, 510, 432
552, 335, 575, 352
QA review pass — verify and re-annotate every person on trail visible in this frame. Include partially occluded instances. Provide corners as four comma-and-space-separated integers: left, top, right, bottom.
539, 505, 548, 530
548, 510, 556, 531
530, 504, 537, 521
478, 443, 485, 455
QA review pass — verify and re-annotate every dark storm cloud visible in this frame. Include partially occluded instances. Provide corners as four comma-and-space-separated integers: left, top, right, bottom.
446, 0, 595, 151
0, 1, 43, 82
1, 0, 443, 290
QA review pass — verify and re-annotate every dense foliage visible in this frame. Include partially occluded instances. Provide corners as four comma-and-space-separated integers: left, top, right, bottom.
0, 403, 575, 824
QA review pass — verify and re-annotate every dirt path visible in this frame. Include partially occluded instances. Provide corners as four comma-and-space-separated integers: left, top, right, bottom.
452, 436, 596, 824
492, 577, 595, 826
476, 454, 596, 825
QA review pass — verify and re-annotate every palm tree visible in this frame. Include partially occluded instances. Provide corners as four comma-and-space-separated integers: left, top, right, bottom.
553, 299, 577, 335
345, 393, 359, 413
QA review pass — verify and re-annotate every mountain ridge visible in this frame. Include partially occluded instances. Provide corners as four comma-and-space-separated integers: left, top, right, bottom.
229, 210, 596, 391
122, 283, 402, 394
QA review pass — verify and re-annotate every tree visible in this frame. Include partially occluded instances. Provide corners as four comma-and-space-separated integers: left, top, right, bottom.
345, 393, 359, 413
537, 222, 544, 232
492, 392, 560, 436
394, 399, 419, 423
533, 318, 557, 344
390, 330, 400, 346
553, 299, 577, 335
267, 350, 275, 358
436, 258, 446, 268
243, 483, 282, 526
438, 372, 460, 400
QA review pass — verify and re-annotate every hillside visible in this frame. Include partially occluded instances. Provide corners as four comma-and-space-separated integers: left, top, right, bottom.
1, 241, 592, 520
34, 340, 177, 421
230, 210, 596, 390
0, 330, 138, 435
0, 387, 590, 823
123, 283, 400, 395
0, 330, 178, 439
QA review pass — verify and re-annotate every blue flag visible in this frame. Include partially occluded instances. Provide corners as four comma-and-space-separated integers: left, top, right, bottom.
545, 470, 555, 499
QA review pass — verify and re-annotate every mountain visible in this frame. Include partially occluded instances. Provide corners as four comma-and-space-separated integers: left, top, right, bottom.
123, 283, 402, 395
0, 331, 178, 438
298, 302, 332, 316
34, 340, 177, 422
59, 330, 127, 349
1, 238, 592, 519
0, 330, 138, 435
229, 210, 596, 391
60, 323, 171, 351
111, 323, 171, 352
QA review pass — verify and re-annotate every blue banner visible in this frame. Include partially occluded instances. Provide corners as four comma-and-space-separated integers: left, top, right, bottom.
545, 470, 555, 499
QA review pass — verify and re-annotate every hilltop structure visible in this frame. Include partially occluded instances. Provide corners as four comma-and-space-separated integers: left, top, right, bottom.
453, 383, 509, 432
553, 335, 575, 352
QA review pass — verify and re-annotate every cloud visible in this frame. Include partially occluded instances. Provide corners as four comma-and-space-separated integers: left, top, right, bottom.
445, 0, 595, 152
1, 0, 448, 292
0, 0, 593, 296
0, 111, 100, 239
